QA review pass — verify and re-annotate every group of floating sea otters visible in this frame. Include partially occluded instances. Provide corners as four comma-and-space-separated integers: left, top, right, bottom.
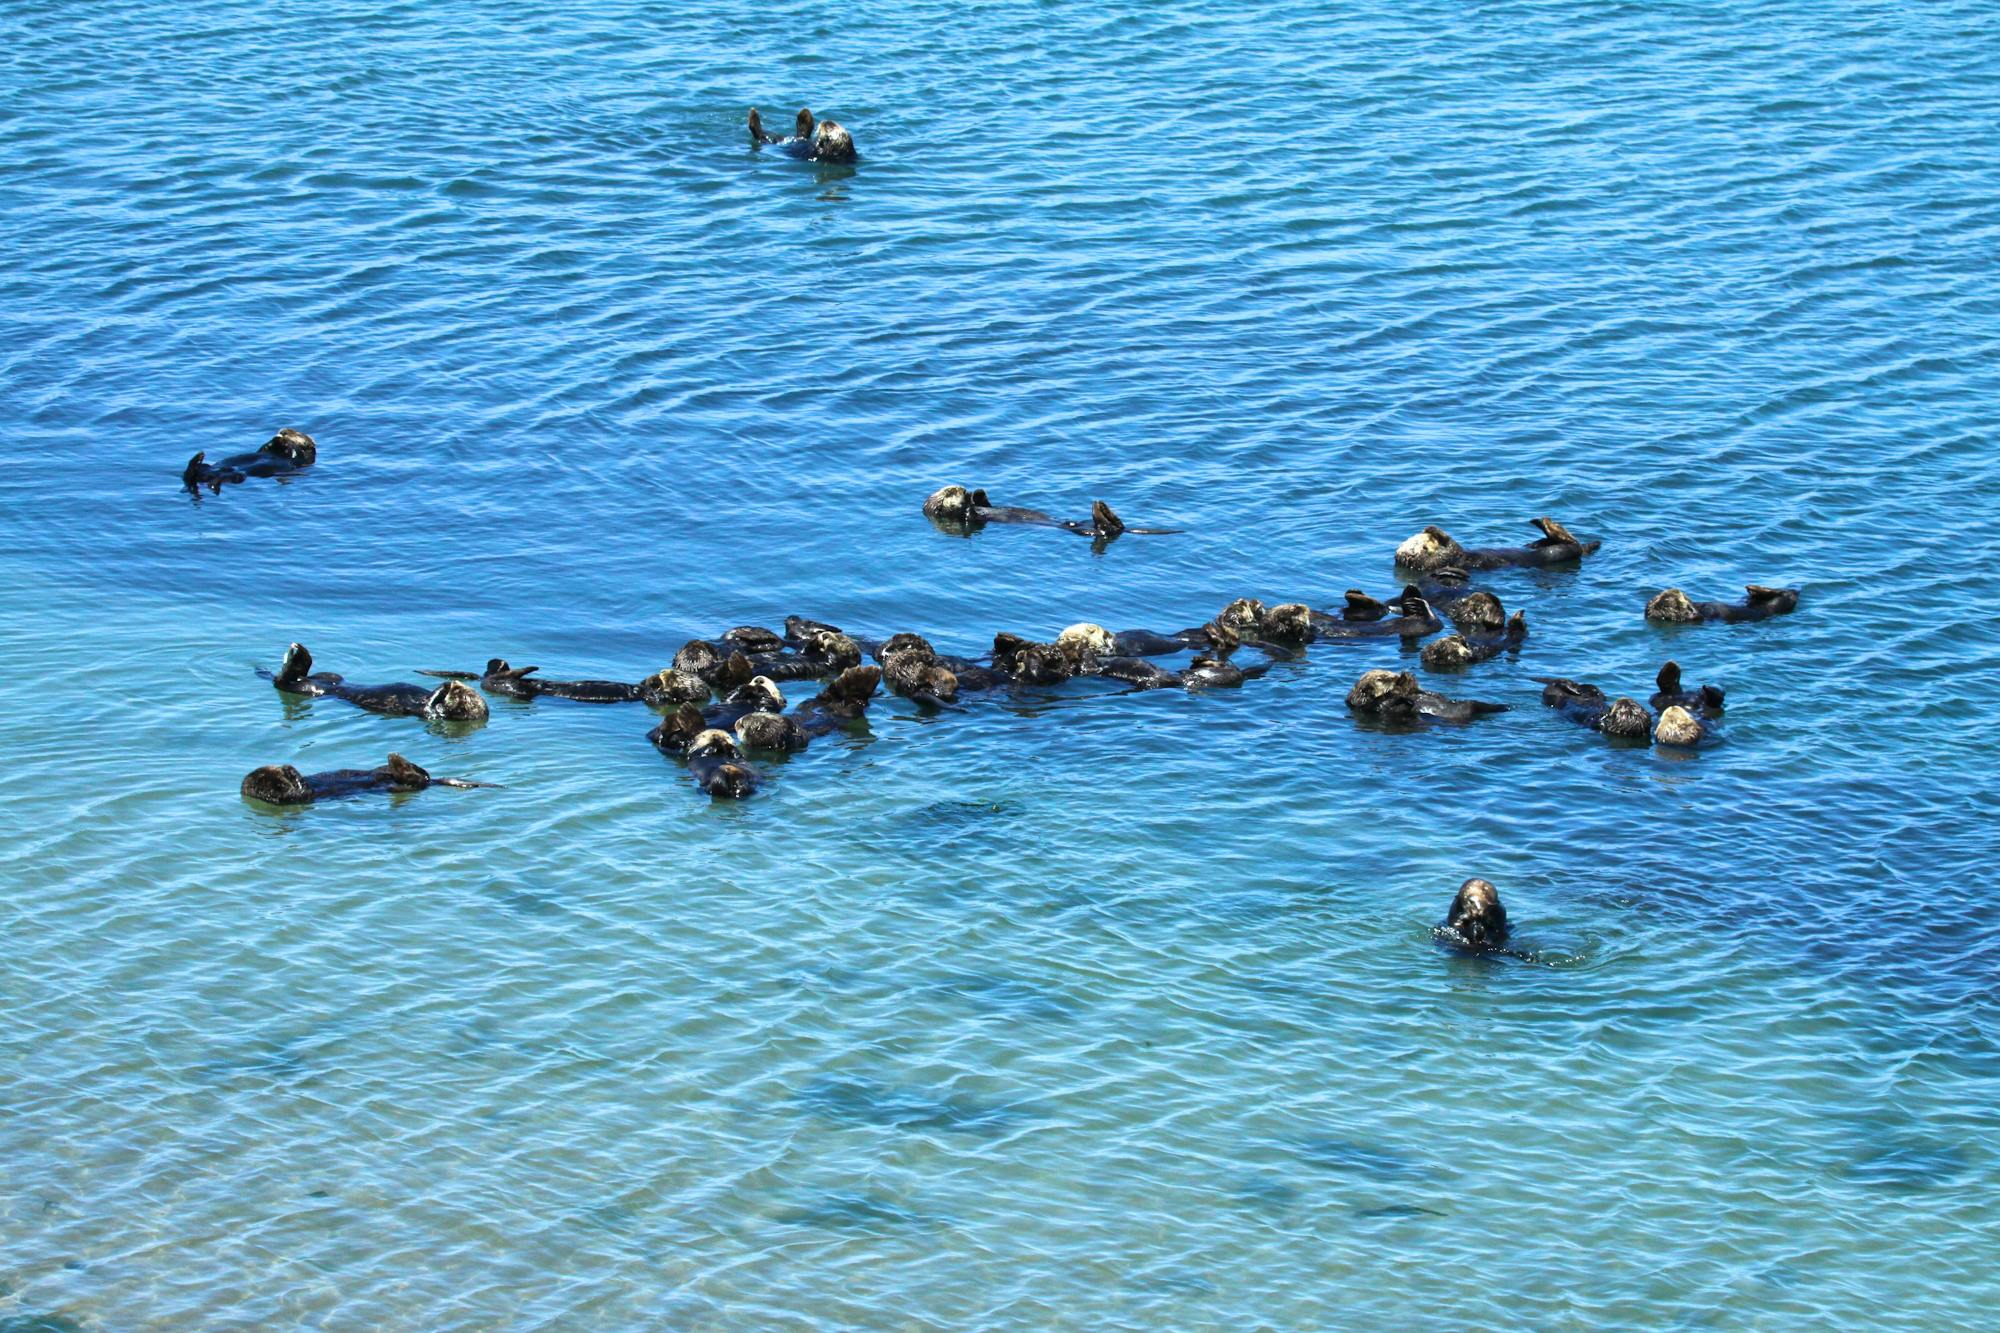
209, 429, 1801, 951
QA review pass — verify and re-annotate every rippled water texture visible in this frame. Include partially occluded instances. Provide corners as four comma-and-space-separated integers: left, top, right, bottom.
5, 0, 2000, 1327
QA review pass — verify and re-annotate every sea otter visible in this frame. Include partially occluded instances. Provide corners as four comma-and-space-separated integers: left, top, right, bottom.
1344, 669, 1508, 724
1107, 621, 1238, 657
422, 659, 647, 703
685, 729, 761, 799
1438, 878, 1509, 951
747, 107, 857, 164
268, 643, 488, 722
672, 639, 756, 692
182, 429, 317, 493
920, 487, 1173, 541
879, 637, 961, 706
1418, 612, 1528, 671
240, 752, 496, 805
1394, 518, 1599, 572
1306, 593, 1444, 641
789, 664, 884, 730
1649, 661, 1725, 713
1539, 678, 1652, 741
1645, 586, 1799, 624
1653, 705, 1713, 747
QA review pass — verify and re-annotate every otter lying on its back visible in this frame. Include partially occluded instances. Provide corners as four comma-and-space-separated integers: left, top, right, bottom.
183, 429, 317, 493
1345, 669, 1508, 725
921, 486, 1177, 542
268, 643, 489, 722
1395, 517, 1599, 572
1539, 678, 1652, 741
241, 752, 496, 805
747, 106, 857, 164
1645, 586, 1799, 624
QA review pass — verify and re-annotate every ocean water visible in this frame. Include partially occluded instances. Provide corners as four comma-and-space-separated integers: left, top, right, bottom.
4, 0, 2000, 1326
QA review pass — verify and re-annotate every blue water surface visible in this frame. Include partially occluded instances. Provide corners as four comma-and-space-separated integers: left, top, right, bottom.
4, 0, 2000, 1327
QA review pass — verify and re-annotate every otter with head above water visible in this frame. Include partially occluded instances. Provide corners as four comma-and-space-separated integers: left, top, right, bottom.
1394, 517, 1600, 573
1539, 678, 1652, 742
1418, 611, 1528, 672
1438, 878, 1510, 952
241, 752, 497, 805
1345, 669, 1508, 725
1645, 585, 1799, 624
267, 643, 489, 723
747, 106, 857, 163
183, 429, 317, 494
420, 659, 648, 703
921, 486, 1177, 542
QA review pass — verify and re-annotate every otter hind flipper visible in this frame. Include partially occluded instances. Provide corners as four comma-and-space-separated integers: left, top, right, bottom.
1091, 500, 1125, 538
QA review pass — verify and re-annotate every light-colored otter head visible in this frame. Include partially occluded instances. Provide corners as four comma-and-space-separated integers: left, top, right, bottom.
1395, 526, 1466, 571
1056, 622, 1116, 664
1346, 668, 1420, 715
729, 675, 786, 713
640, 667, 710, 706
923, 484, 973, 522
1218, 598, 1266, 632
1645, 588, 1701, 624
1654, 705, 1705, 747
1263, 603, 1314, 645
241, 764, 312, 805
1446, 592, 1506, 634
425, 680, 489, 722
812, 119, 857, 164
688, 728, 742, 760
1419, 635, 1475, 672
263, 428, 318, 465
1445, 877, 1509, 948
1599, 697, 1653, 739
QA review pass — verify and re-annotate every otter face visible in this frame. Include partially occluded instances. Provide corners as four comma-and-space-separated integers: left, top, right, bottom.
703, 761, 759, 799
1218, 598, 1266, 632
687, 728, 742, 761
1599, 697, 1653, 739
263, 428, 317, 465
640, 668, 710, 706
1015, 644, 1072, 686
879, 632, 935, 661
1346, 668, 1420, 716
1395, 526, 1466, 571
1645, 589, 1701, 624
1419, 635, 1475, 672
729, 676, 786, 713
735, 711, 808, 752
1654, 705, 1705, 747
241, 764, 312, 805
674, 639, 722, 674
1056, 622, 1116, 664
1446, 592, 1506, 634
1262, 604, 1314, 645
804, 630, 862, 670
1185, 655, 1243, 689
812, 120, 857, 164
923, 485, 973, 522
425, 680, 490, 722
1444, 877, 1509, 948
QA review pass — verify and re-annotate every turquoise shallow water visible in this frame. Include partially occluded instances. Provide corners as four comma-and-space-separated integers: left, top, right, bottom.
6, 0, 2000, 1327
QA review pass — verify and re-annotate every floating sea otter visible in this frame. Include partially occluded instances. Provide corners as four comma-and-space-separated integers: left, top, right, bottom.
685, 729, 761, 799
1649, 661, 1725, 714
1345, 669, 1508, 724
1438, 878, 1509, 951
1538, 678, 1651, 741
1418, 612, 1528, 672
1394, 518, 1599, 572
747, 106, 857, 164
241, 752, 497, 805
419, 659, 649, 703
1653, 704, 1714, 748
921, 486, 1177, 542
1644, 585, 1799, 624
183, 429, 317, 493
267, 643, 489, 722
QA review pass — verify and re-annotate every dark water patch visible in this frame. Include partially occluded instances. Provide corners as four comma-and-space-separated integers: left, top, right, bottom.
772, 1191, 941, 1233
796, 1076, 1035, 1136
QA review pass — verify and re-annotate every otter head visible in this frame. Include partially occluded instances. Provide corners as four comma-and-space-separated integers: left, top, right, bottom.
1015, 644, 1072, 686
1395, 526, 1467, 572
650, 703, 707, 753
1745, 585, 1799, 614
1419, 635, 1475, 672
990, 632, 1030, 671
1599, 697, 1653, 740
241, 764, 312, 805
922, 485, 974, 523
884, 648, 956, 703
1262, 604, 1314, 646
640, 667, 709, 706
804, 630, 862, 670
262, 428, 317, 465
878, 632, 936, 662
687, 728, 742, 761
1056, 622, 1116, 666
703, 761, 759, 800
721, 625, 785, 655
1217, 598, 1266, 632
382, 753, 431, 789
1446, 591, 1506, 634
728, 675, 786, 714
1654, 705, 1705, 747
812, 119, 857, 164
1346, 668, 1420, 718
735, 711, 807, 752
784, 615, 841, 643
276, 641, 313, 686
1645, 589, 1701, 624
425, 680, 489, 722
1444, 877, 1509, 949
674, 639, 722, 674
